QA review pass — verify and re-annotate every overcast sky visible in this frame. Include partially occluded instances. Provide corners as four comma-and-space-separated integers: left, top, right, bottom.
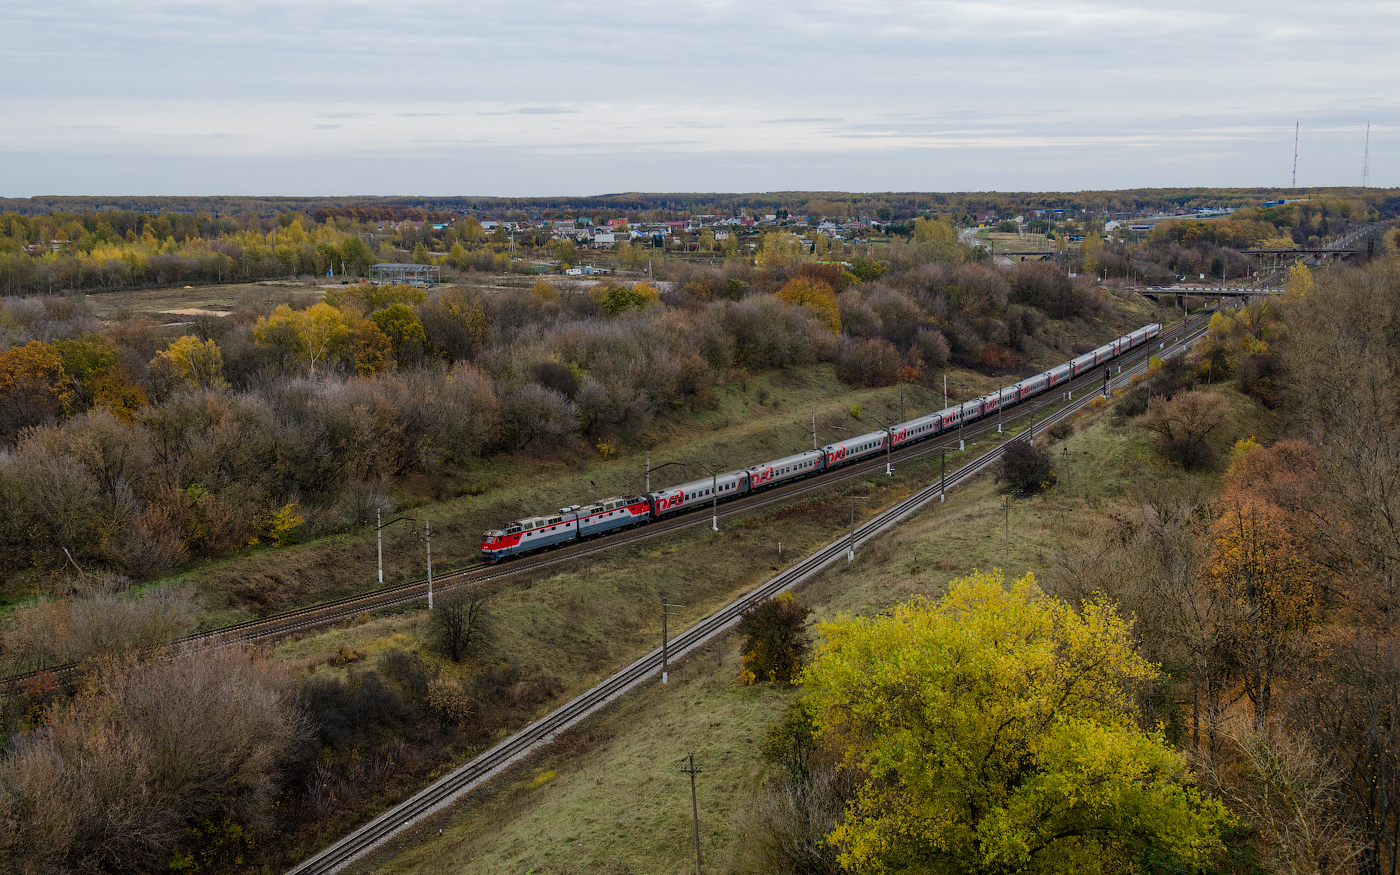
2, 1, 1395, 197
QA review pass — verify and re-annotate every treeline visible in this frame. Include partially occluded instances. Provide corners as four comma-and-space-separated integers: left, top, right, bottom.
1076, 199, 1388, 285
5, 187, 1397, 223
1050, 260, 1400, 874
0, 239, 1111, 585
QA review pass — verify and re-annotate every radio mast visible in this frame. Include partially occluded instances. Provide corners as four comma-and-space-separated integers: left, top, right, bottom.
1363, 122, 1371, 188
1292, 120, 1299, 188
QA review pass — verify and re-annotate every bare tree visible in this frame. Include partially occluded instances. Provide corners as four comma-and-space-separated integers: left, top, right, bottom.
431, 589, 491, 663
1210, 726, 1362, 875
0, 646, 302, 873
1143, 389, 1228, 470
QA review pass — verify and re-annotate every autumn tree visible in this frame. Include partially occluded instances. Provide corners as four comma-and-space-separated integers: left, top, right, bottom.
0, 339, 74, 438
149, 335, 227, 391
737, 593, 812, 686
801, 571, 1230, 874
347, 316, 393, 376
419, 288, 488, 361
776, 277, 841, 333
369, 303, 426, 364
757, 231, 806, 270
57, 336, 146, 420
1209, 442, 1324, 726
339, 235, 374, 274
253, 302, 351, 375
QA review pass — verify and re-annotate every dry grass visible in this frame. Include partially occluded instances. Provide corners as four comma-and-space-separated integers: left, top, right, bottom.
80, 281, 327, 320
984, 231, 1053, 252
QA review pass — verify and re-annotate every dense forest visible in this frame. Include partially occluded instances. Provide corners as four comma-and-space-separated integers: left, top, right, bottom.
2, 188, 1391, 298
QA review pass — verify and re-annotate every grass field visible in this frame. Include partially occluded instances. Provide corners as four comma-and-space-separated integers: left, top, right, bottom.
77, 280, 328, 320
982, 230, 1054, 253
301, 377, 1271, 875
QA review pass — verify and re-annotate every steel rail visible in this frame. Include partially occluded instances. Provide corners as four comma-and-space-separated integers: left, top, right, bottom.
284, 318, 1211, 875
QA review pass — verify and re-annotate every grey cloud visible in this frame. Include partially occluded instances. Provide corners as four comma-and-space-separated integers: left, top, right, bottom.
2, 1, 1398, 192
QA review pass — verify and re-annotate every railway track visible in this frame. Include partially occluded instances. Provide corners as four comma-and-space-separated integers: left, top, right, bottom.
284, 316, 1212, 875
1, 315, 1206, 692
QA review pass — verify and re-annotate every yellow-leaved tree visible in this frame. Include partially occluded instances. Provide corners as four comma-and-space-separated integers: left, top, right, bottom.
1283, 262, 1314, 301
775, 277, 840, 333
800, 570, 1229, 875
150, 335, 227, 390
254, 302, 351, 375
756, 231, 806, 270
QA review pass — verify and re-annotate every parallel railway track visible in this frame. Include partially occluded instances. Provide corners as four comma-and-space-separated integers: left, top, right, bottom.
1, 315, 1205, 692
284, 316, 1212, 875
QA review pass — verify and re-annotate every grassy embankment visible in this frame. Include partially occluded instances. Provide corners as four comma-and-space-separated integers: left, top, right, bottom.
337, 379, 1271, 875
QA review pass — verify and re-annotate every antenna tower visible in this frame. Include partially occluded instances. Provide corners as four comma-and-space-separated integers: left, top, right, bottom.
1292, 120, 1299, 188
1363, 122, 1371, 188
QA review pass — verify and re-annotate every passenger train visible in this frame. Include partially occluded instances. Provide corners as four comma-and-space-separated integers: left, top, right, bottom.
480, 322, 1162, 562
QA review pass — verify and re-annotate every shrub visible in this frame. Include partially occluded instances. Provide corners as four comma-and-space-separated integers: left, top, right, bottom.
996, 438, 1055, 493
737, 593, 813, 686
0, 647, 301, 874
1144, 389, 1228, 470
2, 580, 198, 671
430, 589, 491, 663
914, 328, 950, 368
837, 338, 898, 388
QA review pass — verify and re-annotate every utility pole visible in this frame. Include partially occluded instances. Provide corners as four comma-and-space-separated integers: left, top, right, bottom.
940, 449, 947, 502
376, 507, 383, 583
846, 496, 867, 563
425, 519, 433, 610
711, 469, 719, 532
812, 412, 817, 450
646, 451, 650, 493
943, 374, 948, 410
682, 753, 703, 875
1062, 446, 1070, 500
